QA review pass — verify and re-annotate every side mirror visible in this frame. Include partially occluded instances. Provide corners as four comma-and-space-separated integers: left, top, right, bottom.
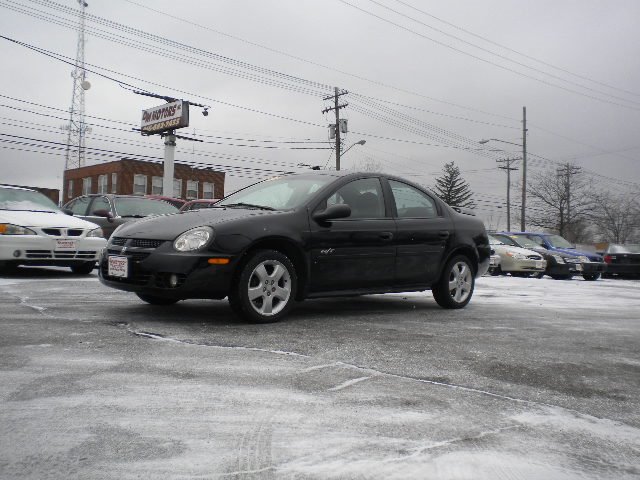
92, 209, 115, 223
312, 204, 351, 223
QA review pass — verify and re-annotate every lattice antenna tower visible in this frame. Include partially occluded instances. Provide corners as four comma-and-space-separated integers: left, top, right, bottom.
62, 0, 91, 170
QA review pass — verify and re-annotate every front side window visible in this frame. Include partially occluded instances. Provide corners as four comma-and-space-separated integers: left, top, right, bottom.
133, 174, 147, 195
186, 180, 199, 199
152, 176, 163, 195
545, 235, 574, 249
82, 177, 92, 195
325, 178, 385, 219
66, 196, 90, 215
389, 180, 437, 219
90, 196, 111, 215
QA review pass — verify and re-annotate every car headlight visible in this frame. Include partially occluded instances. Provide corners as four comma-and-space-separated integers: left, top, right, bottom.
506, 252, 527, 260
0, 224, 36, 235
564, 257, 580, 264
551, 254, 565, 264
174, 226, 214, 252
579, 256, 590, 262
87, 227, 104, 238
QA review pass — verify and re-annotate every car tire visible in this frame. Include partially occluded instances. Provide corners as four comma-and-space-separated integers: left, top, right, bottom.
490, 265, 503, 276
582, 273, 601, 281
136, 293, 179, 305
70, 262, 96, 275
534, 272, 545, 279
551, 274, 573, 280
432, 255, 475, 309
229, 249, 297, 323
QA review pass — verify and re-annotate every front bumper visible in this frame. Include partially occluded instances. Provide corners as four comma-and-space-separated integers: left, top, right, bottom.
0, 235, 105, 266
98, 241, 236, 299
501, 257, 546, 273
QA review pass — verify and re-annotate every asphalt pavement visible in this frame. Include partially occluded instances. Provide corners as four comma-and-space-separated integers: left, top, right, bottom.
1, 268, 639, 479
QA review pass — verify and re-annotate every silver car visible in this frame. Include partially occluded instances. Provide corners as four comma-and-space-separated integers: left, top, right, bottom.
488, 234, 546, 277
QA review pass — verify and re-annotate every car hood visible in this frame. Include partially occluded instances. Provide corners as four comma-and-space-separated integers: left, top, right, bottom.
112, 207, 276, 240
0, 209, 101, 229
552, 247, 602, 262
493, 244, 541, 257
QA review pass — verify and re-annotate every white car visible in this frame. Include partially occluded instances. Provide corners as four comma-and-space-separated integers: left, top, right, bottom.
0, 185, 107, 274
488, 234, 546, 277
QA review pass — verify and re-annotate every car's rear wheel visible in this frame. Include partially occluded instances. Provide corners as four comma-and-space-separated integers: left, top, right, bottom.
582, 273, 601, 281
70, 262, 96, 275
136, 293, 179, 305
229, 249, 297, 323
432, 255, 474, 309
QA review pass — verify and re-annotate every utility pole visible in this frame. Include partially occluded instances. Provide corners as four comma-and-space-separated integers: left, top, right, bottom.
557, 163, 581, 237
322, 87, 348, 170
63, 0, 91, 171
520, 106, 527, 232
496, 157, 519, 231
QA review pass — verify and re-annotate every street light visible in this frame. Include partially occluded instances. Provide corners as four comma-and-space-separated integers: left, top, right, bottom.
479, 134, 527, 232
340, 140, 366, 163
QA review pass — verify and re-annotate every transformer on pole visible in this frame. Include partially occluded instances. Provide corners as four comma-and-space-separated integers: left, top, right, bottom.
63, 0, 91, 170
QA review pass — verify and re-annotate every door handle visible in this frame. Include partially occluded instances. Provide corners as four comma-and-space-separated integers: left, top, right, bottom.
379, 232, 394, 241
438, 230, 450, 239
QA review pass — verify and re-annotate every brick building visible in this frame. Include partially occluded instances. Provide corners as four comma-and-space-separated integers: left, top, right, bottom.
62, 159, 225, 204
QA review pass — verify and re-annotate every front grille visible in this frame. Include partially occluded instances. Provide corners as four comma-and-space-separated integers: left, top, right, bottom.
42, 228, 62, 236
527, 255, 542, 260
25, 250, 98, 259
42, 228, 85, 237
110, 237, 164, 249
67, 229, 83, 237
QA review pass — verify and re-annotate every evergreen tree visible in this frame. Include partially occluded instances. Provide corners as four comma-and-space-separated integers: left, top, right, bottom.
433, 162, 476, 208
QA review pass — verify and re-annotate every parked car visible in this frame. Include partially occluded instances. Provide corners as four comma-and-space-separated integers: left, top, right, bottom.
488, 234, 546, 277
487, 247, 501, 275
497, 232, 605, 281
179, 199, 221, 212
145, 195, 187, 209
63, 194, 179, 239
0, 184, 106, 274
99, 171, 491, 322
602, 244, 640, 278
492, 232, 583, 279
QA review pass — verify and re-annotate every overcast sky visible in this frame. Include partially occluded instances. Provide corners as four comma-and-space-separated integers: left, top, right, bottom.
1, 0, 639, 228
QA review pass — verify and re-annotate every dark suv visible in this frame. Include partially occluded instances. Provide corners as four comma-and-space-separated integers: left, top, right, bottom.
99, 171, 491, 322
63, 194, 179, 239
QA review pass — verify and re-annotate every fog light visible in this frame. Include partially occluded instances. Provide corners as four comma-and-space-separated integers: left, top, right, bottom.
168, 274, 179, 288
13, 250, 21, 258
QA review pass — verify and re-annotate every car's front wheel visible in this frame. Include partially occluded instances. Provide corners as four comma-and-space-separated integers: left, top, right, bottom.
432, 255, 475, 309
583, 273, 601, 281
229, 250, 297, 323
70, 262, 96, 275
136, 293, 179, 305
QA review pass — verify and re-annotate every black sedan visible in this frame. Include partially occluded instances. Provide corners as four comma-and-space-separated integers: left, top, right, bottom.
602, 244, 640, 278
99, 172, 491, 322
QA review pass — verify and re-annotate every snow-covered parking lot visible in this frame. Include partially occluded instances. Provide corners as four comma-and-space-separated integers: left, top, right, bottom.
0, 270, 639, 479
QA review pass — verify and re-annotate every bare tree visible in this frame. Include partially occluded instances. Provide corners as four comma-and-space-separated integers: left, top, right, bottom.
526, 165, 594, 242
591, 190, 640, 243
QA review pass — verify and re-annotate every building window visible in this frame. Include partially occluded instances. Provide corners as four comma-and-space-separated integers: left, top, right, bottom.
186, 180, 198, 199
111, 173, 117, 193
203, 182, 214, 199
173, 178, 182, 198
82, 177, 92, 195
152, 176, 163, 195
98, 174, 108, 194
133, 174, 147, 195
67, 180, 73, 200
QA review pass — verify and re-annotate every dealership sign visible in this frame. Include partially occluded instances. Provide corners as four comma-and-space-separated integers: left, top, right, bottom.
141, 100, 189, 134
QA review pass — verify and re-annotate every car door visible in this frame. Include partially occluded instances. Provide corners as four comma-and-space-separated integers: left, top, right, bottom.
308, 177, 396, 293
387, 180, 452, 286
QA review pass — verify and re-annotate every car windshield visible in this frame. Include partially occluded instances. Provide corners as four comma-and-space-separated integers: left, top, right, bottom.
488, 235, 504, 245
218, 175, 334, 210
114, 197, 179, 217
509, 235, 539, 248
546, 234, 574, 249
0, 186, 59, 212
608, 244, 640, 254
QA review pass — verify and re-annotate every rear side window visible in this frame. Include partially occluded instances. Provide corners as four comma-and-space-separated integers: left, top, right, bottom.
389, 180, 438, 219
